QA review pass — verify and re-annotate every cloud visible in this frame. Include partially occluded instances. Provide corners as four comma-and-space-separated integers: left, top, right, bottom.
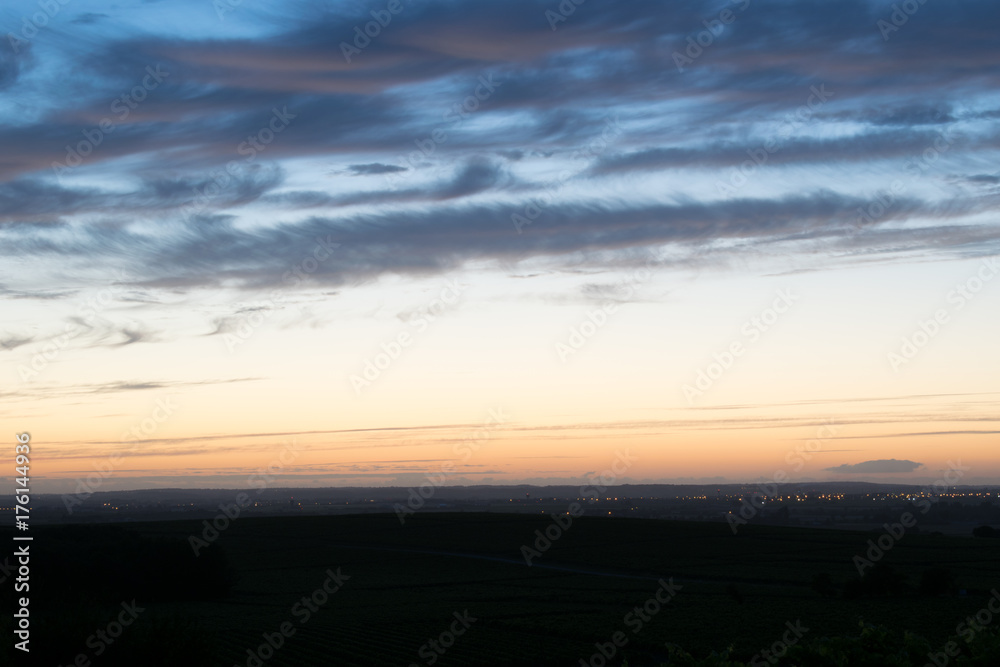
0, 40, 31, 92
0, 167, 286, 224
347, 163, 407, 175
2, 0, 996, 184
9, 185, 998, 292
867, 105, 956, 126
0, 287, 78, 300
71, 12, 109, 25
829, 430, 1000, 440
824, 459, 924, 474
0, 334, 35, 351
0, 378, 261, 403
964, 174, 1000, 185
0, 0, 997, 296
432, 157, 512, 200
586, 128, 986, 176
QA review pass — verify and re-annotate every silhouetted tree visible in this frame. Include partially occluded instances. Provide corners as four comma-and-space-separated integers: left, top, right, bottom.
973, 525, 1000, 538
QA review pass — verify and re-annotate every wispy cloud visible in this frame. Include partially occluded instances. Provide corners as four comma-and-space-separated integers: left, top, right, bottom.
1, 0, 998, 298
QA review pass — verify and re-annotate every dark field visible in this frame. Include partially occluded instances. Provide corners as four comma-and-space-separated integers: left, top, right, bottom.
6, 513, 1000, 666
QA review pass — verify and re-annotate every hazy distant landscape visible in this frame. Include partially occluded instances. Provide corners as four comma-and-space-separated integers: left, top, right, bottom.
18, 483, 1000, 537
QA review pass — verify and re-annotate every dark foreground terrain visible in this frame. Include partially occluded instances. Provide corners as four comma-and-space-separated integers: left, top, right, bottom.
4, 512, 1000, 665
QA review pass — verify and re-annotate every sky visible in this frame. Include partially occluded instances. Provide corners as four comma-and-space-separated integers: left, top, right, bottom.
1, 0, 999, 492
